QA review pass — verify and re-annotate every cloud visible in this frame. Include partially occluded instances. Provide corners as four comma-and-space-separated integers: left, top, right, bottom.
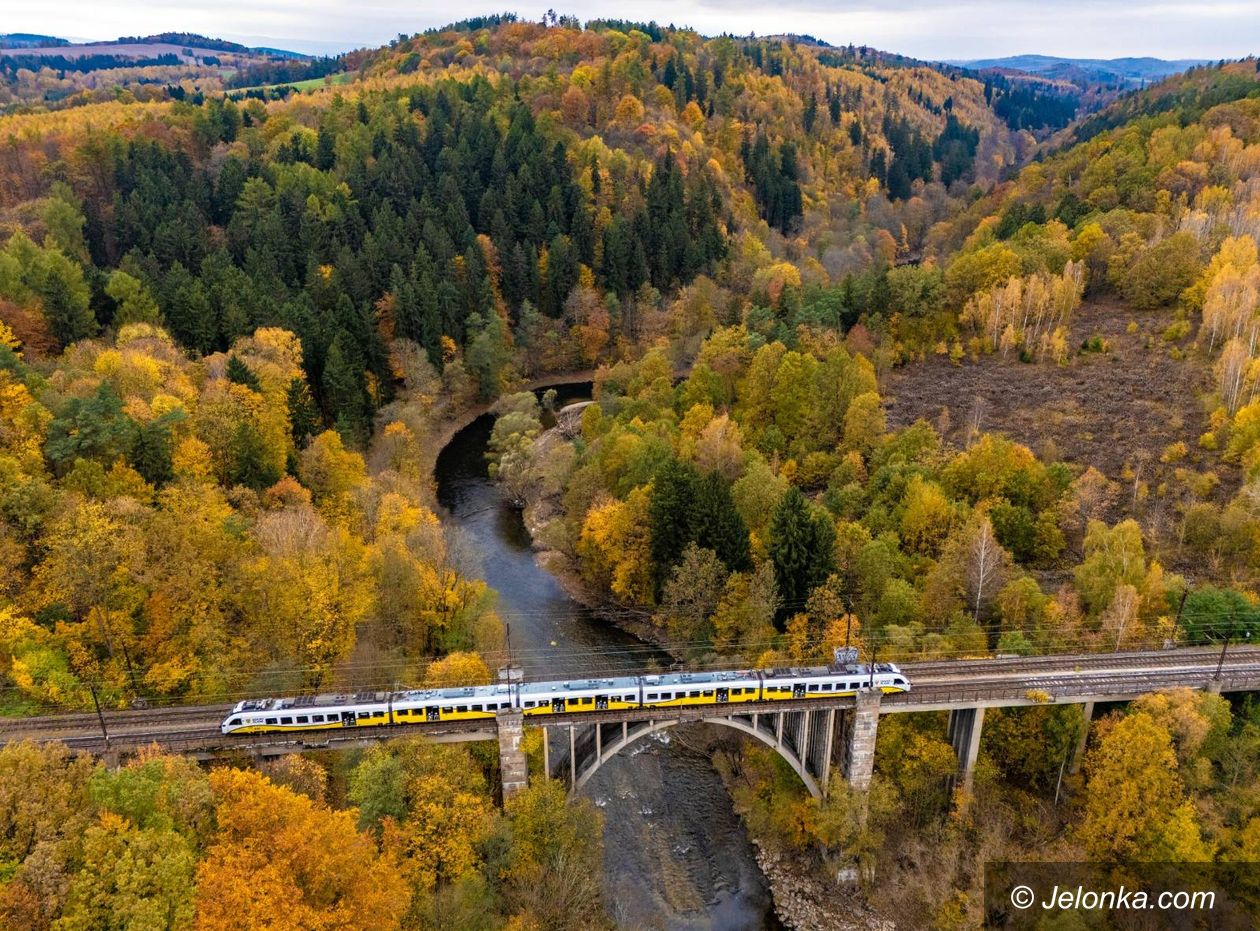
6, 0, 1257, 60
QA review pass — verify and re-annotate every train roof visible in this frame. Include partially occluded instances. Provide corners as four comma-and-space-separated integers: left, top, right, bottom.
640, 669, 758, 687
517, 675, 640, 694
394, 683, 512, 702
234, 691, 391, 713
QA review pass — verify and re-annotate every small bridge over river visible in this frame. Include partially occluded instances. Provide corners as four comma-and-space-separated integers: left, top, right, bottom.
2, 647, 1257, 801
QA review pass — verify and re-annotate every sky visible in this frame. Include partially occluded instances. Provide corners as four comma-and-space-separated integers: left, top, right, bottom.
6, 0, 1258, 60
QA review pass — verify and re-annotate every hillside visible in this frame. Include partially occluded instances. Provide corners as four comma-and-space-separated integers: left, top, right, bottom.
0, 32, 335, 112
1, 18, 1260, 931
0, 33, 69, 49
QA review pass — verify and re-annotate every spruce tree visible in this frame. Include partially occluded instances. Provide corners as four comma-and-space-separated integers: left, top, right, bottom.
130, 418, 175, 486
693, 471, 752, 572
286, 377, 320, 448
228, 421, 280, 490
320, 333, 369, 445
225, 355, 261, 392
769, 487, 836, 624
649, 459, 701, 586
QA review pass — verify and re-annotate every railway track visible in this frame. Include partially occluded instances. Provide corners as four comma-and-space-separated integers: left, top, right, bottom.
903, 645, 1260, 678
0, 703, 230, 732
1, 646, 1256, 753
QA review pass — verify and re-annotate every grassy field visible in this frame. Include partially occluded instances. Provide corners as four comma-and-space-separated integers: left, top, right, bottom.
228, 72, 353, 95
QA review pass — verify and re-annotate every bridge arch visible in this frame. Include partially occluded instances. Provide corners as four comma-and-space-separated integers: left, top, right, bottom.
569, 715, 825, 799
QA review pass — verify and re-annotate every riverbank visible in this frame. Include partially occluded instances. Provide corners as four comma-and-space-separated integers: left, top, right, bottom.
407, 369, 604, 499
431, 382, 780, 930
498, 403, 896, 931
515, 408, 692, 663
749, 842, 894, 931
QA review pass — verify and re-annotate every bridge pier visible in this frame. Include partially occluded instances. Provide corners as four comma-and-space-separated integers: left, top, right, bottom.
844, 689, 882, 791
496, 710, 528, 801
1068, 700, 1094, 775
947, 706, 985, 801
820, 707, 836, 792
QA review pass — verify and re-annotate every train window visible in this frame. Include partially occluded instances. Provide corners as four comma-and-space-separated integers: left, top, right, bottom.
821, 684, 832, 691
313, 714, 325, 721
266, 718, 277, 725
357, 712, 369, 719
808, 685, 818, 692
703, 690, 713, 697
228, 718, 241, 726
647, 693, 658, 700
689, 690, 700, 698
441, 707, 453, 714
296, 716, 309, 724
280, 717, 293, 725
455, 706, 467, 713
471, 704, 482, 712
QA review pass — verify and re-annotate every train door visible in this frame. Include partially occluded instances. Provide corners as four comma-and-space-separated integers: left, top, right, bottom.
341, 710, 356, 727
552, 697, 565, 713
595, 694, 608, 710
793, 683, 806, 699
426, 706, 439, 722
716, 688, 729, 703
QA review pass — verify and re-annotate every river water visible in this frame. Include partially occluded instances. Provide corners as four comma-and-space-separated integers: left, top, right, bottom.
434, 385, 779, 930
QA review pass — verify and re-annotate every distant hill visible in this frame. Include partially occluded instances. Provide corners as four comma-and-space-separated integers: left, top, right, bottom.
955, 54, 1208, 86
0, 33, 69, 49
1, 32, 307, 60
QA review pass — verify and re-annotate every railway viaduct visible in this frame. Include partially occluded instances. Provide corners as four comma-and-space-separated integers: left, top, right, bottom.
2, 646, 1258, 803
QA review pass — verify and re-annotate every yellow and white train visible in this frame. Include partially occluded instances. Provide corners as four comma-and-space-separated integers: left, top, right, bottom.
219, 662, 910, 735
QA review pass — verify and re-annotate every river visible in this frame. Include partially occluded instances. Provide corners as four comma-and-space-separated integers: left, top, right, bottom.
434, 384, 780, 931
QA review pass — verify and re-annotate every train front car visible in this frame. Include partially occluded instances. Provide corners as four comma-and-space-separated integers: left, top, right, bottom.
758, 658, 912, 701
878, 663, 911, 693
219, 693, 392, 734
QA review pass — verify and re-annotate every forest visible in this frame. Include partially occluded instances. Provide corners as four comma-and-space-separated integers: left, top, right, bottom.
0, 14, 1258, 930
